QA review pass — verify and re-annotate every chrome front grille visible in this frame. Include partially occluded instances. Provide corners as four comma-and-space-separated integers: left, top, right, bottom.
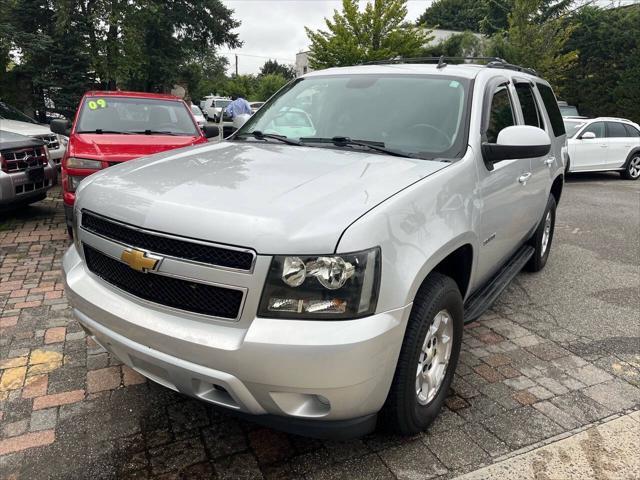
81, 211, 256, 272
0, 146, 48, 173
36, 134, 60, 150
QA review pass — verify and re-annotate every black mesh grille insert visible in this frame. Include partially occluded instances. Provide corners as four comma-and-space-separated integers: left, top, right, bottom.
81, 211, 254, 271
84, 244, 243, 318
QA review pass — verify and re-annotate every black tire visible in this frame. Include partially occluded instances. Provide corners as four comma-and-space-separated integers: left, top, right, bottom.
526, 195, 556, 272
382, 272, 463, 435
621, 152, 640, 180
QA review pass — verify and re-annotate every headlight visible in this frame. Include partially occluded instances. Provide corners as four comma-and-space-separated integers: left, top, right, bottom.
258, 248, 380, 320
66, 157, 103, 169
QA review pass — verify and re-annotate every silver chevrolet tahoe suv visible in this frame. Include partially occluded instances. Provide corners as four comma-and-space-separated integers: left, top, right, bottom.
63, 59, 566, 439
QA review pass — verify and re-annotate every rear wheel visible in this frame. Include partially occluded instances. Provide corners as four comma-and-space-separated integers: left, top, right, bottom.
382, 273, 463, 435
526, 195, 556, 272
621, 154, 640, 180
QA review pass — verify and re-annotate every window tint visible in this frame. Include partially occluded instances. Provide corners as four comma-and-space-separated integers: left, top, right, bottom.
515, 83, 543, 129
607, 122, 628, 138
583, 122, 605, 138
486, 86, 515, 143
536, 83, 565, 137
624, 124, 640, 137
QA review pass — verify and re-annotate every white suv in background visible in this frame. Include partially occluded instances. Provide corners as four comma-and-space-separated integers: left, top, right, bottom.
564, 117, 640, 180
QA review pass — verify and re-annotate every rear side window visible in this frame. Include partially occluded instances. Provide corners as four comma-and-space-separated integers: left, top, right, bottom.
583, 122, 605, 138
515, 83, 543, 129
536, 83, 565, 137
486, 86, 515, 143
624, 124, 640, 137
607, 122, 629, 138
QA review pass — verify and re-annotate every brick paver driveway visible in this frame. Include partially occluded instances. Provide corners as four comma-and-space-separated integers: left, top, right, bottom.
1, 176, 639, 480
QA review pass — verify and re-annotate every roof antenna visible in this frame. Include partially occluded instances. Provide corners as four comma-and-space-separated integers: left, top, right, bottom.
436, 55, 447, 69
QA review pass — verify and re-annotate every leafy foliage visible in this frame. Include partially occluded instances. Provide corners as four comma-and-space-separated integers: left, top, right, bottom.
417, 0, 487, 32
305, 0, 431, 69
0, 0, 241, 118
422, 31, 487, 58
487, 0, 577, 94
259, 59, 295, 80
559, 4, 640, 122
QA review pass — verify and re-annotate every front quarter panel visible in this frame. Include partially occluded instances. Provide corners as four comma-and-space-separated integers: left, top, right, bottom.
337, 150, 480, 312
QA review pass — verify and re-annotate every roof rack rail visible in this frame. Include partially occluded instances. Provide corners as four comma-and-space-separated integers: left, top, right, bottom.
360, 56, 538, 77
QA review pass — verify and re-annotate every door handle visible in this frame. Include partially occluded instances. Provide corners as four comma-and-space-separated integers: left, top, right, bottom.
544, 157, 555, 167
518, 173, 532, 185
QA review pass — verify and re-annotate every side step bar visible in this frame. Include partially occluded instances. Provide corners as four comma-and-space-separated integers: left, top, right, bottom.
463, 245, 534, 323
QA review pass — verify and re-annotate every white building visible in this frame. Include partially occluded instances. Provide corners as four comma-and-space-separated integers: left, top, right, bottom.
295, 51, 311, 77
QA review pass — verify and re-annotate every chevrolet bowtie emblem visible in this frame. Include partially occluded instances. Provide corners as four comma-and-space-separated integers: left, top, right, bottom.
120, 248, 161, 273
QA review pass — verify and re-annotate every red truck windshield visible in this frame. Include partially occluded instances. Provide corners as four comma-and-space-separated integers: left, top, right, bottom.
76, 96, 198, 136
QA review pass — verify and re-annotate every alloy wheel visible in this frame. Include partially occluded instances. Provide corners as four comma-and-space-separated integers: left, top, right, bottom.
416, 310, 453, 405
629, 156, 640, 179
541, 210, 552, 256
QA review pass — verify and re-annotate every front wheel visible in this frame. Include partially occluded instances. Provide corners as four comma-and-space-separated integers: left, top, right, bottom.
382, 272, 463, 435
526, 195, 556, 272
621, 154, 640, 180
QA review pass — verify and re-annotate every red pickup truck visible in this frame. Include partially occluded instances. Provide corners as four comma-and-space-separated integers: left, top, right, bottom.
51, 91, 218, 233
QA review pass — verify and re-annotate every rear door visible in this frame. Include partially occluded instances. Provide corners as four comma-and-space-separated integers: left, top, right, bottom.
606, 121, 633, 168
514, 81, 551, 226
572, 121, 607, 170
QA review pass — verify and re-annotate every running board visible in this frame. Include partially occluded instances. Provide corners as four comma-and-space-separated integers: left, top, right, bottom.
463, 245, 534, 323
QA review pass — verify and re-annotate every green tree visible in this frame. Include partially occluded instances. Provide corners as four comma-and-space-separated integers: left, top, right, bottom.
259, 59, 295, 80
559, 4, 640, 122
422, 31, 487, 57
305, 0, 431, 69
224, 74, 258, 100
417, 0, 487, 31
256, 74, 288, 101
488, 0, 576, 92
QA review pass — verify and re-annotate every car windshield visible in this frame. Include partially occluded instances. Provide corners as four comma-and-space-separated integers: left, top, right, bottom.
191, 105, 203, 115
236, 74, 470, 159
564, 120, 586, 138
559, 105, 579, 117
0, 101, 38, 124
76, 96, 198, 135
215, 100, 231, 108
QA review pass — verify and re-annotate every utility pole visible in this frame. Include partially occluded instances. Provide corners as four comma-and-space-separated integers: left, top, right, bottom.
235, 55, 238, 77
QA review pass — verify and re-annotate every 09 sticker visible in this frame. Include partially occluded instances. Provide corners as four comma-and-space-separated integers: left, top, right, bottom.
87, 98, 108, 110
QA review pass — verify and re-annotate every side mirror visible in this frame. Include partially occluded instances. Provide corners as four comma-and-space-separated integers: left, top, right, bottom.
202, 125, 220, 139
482, 125, 551, 165
579, 131, 596, 140
50, 118, 71, 137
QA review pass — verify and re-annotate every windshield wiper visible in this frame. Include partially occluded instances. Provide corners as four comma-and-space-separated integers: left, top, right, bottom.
76, 129, 132, 134
130, 130, 186, 136
236, 130, 303, 146
299, 136, 414, 158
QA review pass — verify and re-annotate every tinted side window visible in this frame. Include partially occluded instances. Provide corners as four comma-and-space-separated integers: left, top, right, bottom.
624, 124, 640, 137
607, 122, 628, 138
515, 83, 543, 129
583, 122, 605, 138
536, 83, 565, 137
486, 86, 515, 143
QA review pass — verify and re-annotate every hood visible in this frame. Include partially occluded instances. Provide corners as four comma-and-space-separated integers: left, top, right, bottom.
0, 119, 52, 137
78, 141, 448, 254
71, 133, 203, 163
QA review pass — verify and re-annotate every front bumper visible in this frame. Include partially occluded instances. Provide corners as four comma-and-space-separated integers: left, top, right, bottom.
63, 245, 410, 437
0, 165, 56, 207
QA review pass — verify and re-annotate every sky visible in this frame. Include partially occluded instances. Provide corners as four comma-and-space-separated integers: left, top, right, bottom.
219, 0, 434, 75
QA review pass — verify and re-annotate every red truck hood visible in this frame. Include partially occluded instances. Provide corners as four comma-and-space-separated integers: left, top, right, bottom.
71, 133, 204, 162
